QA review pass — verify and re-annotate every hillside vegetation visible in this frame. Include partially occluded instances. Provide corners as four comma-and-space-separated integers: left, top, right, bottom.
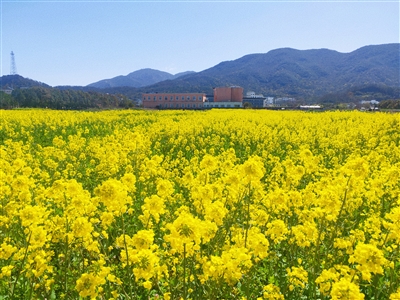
1, 86, 132, 109
1, 44, 399, 108
134, 44, 399, 99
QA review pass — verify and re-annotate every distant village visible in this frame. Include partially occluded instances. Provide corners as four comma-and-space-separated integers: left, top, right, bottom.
142, 86, 306, 110
1, 84, 381, 111
141, 86, 380, 110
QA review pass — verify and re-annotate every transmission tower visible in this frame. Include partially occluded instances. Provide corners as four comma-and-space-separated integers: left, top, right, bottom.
10, 51, 17, 75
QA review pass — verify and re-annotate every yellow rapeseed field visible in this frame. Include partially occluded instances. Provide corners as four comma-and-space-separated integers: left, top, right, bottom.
0, 109, 399, 299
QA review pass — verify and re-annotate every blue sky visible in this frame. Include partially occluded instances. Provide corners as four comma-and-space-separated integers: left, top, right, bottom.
1, 1, 399, 87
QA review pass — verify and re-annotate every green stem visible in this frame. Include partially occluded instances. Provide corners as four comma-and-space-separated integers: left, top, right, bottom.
183, 243, 187, 300
312, 219, 325, 300
330, 176, 352, 250
28, 279, 34, 300
388, 246, 399, 295
210, 189, 247, 254
64, 218, 69, 296
121, 215, 133, 297
244, 183, 252, 248
373, 274, 381, 300
11, 231, 32, 299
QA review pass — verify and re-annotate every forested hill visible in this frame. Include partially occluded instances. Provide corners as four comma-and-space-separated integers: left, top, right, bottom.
138, 43, 399, 98
1, 75, 51, 89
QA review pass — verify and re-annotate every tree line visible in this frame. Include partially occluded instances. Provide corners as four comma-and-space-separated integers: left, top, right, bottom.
378, 99, 400, 110
0, 87, 134, 109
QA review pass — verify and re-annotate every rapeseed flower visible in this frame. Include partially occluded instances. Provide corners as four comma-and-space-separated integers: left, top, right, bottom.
286, 266, 308, 290
76, 272, 102, 298
349, 242, 387, 281
390, 288, 400, 300
202, 246, 252, 284
141, 195, 166, 224
262, 284, 284, 300
330, 278, 364, 300
0, 242, 17, 260
95, 179, 130, 215
2, 109, 400, 299
164, 208, 217, 256
266, 219, 288, 244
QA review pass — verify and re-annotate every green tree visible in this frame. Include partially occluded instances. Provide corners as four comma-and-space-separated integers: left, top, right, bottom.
0, 91, 17, 108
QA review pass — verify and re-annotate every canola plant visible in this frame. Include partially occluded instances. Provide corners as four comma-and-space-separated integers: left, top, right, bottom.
0, 109, 400, 300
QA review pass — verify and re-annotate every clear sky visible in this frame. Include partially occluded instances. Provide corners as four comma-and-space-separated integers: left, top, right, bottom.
1, 0, 399, 87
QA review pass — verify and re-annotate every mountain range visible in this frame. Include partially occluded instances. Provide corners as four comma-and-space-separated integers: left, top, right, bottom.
2, 43, 399, 102
87, 69, 195, 88
132, 43, 399, 98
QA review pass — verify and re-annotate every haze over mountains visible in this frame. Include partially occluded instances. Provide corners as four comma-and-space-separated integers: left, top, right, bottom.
2, 43, 399, 102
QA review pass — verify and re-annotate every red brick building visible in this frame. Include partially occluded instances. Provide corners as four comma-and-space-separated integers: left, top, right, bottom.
213, 86, 243, 102
142, 86, 243, 109
142, 93, 206, 109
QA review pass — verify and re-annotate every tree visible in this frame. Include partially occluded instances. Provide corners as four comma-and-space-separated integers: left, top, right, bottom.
0, 91, 17, 108
243, 102, 253, 109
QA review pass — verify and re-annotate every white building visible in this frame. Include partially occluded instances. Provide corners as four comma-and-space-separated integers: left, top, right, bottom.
246, 91, 265, 98
264, 97, 274, 106
0, 88, 13, 95
203, 101, 242, 108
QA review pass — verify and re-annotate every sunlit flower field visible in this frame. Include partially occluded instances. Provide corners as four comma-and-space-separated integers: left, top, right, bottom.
1, 109, 399, 300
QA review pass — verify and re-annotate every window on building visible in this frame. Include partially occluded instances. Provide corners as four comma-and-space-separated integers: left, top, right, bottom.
165, 96, 168, 101
182, 96, 185, 100
153, 96, 156, 101
176, 96, 179, 100
187, 96, 190, 101
148, 96, 151, 100
193, 96, 196, 100
170, 96, 173, 101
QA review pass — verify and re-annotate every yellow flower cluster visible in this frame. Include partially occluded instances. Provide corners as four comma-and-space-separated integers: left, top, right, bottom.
0, 108, 399, 299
